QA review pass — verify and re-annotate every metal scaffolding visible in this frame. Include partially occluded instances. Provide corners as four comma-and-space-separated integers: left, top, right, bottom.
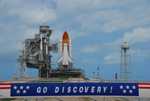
18, 26, 54, 78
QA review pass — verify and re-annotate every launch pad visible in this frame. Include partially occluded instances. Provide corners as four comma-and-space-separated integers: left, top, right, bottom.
49, 68, 84, 78
19, 26, 84, 79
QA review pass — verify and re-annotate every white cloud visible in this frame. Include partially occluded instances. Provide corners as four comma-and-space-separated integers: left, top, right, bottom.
100, 7, 150, 33
0, 25, 36, 55
56, 0, 150, 34
130, 49, 150, 58
103, 27, 150, 64
0, 0, 56, 24
0, 0, 57, 55
104, 48, 150, 65
10, 8, 56, 24
56, 0, 92, 14
56, 0, 137, 14
104, 53, 120, 64
81, 45, 100, 53
80, 43, 115, 54
80, 42, 119, 55
106, 27, 150, 48
123, 27, 150, 44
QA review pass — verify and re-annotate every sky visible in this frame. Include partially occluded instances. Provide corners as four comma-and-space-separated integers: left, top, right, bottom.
0, 0, 150, 81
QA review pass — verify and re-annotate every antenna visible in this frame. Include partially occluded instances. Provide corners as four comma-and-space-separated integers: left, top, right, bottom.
96, 66, 100, 79
92, 66, 101, 80
120, 41, 130, 81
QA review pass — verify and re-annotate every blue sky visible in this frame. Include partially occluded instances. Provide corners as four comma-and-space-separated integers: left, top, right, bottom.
0, 0, 150, 81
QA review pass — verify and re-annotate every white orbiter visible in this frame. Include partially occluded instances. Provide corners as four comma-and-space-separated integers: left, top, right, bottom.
58, 32, 72, 67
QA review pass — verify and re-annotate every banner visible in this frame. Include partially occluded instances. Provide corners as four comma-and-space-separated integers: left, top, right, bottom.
11, 83, 139, 96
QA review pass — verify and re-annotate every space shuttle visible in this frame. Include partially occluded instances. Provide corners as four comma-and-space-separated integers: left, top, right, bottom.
58, 32, 72, 67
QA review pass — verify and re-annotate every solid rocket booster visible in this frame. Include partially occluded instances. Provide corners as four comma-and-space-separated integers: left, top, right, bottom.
58, 32, 72, 66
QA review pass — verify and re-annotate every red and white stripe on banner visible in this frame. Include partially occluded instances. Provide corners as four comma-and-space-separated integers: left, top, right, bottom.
0, 82, 11, 98
139, 83, 150, 97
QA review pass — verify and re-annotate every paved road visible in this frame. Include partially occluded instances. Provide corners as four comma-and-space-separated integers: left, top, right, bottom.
10, 97, 150, 101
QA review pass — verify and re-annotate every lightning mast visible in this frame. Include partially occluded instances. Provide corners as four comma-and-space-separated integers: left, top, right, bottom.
120, 42, 130, 81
